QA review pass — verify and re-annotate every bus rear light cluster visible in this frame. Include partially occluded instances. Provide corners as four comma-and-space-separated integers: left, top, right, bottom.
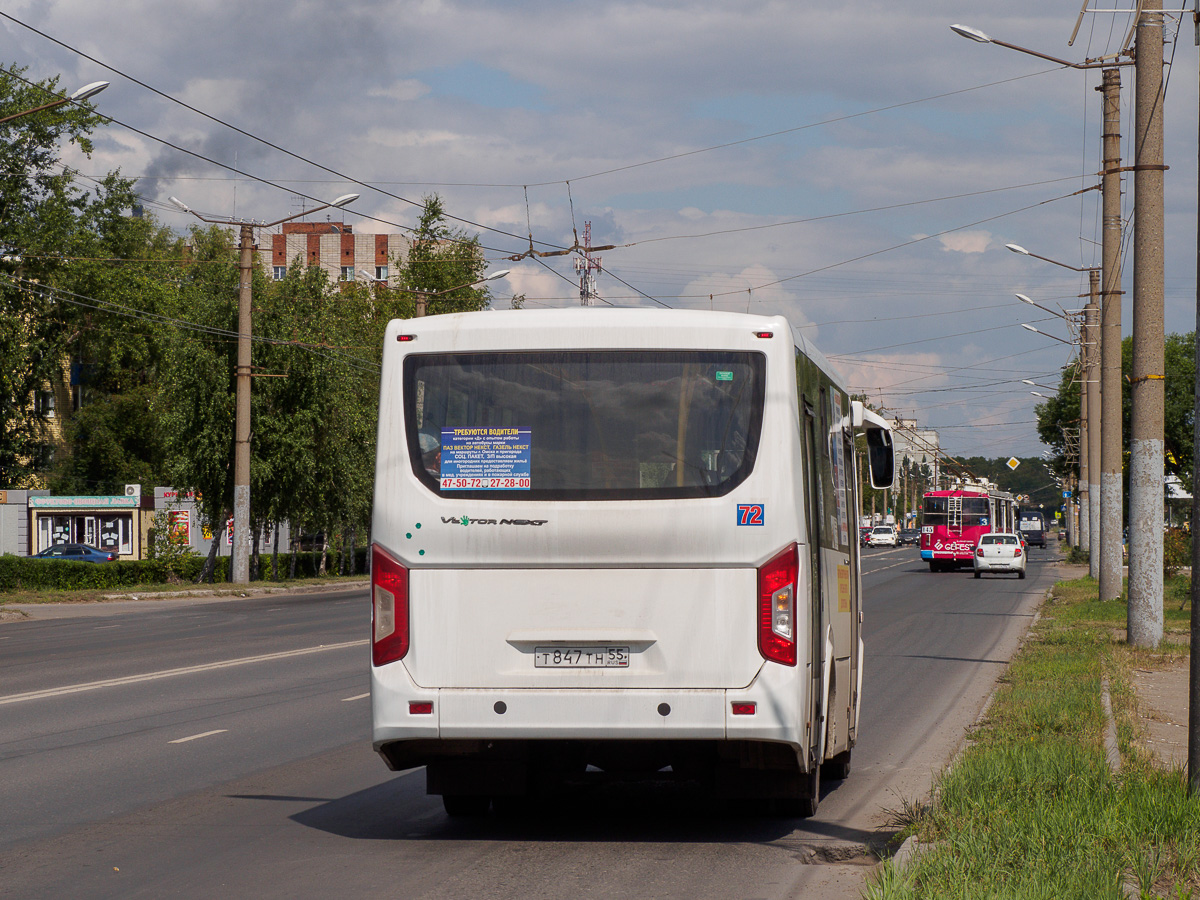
731, 702, 757, 716
409, 701, 433, 715
757, 543, 798, 666
371, 544, 410, 666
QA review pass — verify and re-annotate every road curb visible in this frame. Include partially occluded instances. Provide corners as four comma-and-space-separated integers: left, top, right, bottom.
99, 579, 369, 601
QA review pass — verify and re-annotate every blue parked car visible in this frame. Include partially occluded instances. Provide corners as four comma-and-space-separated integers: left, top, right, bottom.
33, 543, 117, 563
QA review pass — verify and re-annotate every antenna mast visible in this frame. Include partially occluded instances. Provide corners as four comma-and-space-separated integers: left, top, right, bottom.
574, 221, 602, 306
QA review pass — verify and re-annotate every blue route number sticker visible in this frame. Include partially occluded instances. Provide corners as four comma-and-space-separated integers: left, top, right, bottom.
737, 503, 764, 526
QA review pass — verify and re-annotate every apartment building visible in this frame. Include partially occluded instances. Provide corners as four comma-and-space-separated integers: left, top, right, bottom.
258, 222, 410, 285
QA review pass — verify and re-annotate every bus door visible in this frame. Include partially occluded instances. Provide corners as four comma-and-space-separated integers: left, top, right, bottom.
802, 402, 825, 763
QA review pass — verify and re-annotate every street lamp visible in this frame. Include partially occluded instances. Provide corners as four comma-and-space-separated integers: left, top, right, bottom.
950, 24, 1126, 69
169, 191, 359, 584
0, 80, 109, 125
359, 268, 511, 316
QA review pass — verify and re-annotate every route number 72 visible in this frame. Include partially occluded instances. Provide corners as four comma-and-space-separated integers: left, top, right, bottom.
737, 504, 764, 526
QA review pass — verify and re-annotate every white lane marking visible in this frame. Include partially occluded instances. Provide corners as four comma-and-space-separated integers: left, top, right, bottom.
0, 639, 368, 707
93, 624, 121, 629
342, 693, 370, 702
169, 729, 227, 744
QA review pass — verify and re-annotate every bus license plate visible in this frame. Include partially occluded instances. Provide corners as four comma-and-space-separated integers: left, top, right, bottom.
534, 646, 630, 668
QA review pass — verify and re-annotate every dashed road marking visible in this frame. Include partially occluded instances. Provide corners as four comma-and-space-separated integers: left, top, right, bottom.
342, 693, 370, 702
169, 729, 228, 744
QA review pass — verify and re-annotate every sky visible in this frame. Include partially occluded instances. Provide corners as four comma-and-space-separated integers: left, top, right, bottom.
2, 0, 1197, 469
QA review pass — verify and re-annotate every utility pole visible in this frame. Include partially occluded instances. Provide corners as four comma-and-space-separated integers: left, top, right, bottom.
1188, 0, 1199, 797
1078, 305, 1091, 560
1084, 269, 1101, 579
170, 192, 359, 584
1128, 11, 1166, 647
233, 223, 254, 582
1099, 66, 1125, 603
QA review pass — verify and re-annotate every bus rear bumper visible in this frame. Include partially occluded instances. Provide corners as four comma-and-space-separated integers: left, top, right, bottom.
372, 665, 806, 757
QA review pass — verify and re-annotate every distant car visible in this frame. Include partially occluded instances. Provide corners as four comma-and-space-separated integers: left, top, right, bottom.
33, 543, 117, 563
973, 533, 1026, 579
898, 529, 920, 546
867, 525, 897, 547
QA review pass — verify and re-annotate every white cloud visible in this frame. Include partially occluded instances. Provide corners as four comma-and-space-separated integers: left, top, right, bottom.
939, 231, 993, 254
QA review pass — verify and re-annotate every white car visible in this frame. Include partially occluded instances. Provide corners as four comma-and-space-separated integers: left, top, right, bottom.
973, 533, 1027, 579
867, 525, 897, 547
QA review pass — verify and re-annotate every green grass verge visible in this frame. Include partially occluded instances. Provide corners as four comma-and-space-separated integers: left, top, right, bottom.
865, 574, 1200, 899
0, 572, 368, 607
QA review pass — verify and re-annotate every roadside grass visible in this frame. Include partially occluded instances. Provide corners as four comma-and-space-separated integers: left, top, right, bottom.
866, 573, 1200, 899
0, 573, 368, 607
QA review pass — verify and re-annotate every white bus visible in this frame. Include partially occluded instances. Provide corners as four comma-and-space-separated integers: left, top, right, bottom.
370, 308, 894, 816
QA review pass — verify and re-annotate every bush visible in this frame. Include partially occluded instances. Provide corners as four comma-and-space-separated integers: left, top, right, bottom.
0, 547, 375, 593
1163, 527, 1192, 578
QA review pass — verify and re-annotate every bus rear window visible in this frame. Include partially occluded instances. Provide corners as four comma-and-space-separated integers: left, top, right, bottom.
403, 350, 765, 500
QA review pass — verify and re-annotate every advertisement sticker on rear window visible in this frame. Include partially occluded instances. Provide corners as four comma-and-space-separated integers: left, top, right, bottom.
440, 427, 532, 490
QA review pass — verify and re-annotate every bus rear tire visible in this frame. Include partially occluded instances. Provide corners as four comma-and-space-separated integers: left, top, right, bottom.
821, 749, 851, 781
442, 794, 491, 817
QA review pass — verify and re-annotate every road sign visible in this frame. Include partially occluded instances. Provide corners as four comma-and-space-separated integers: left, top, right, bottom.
1062, 490, 1072, 499
1006, 457, 1020, 470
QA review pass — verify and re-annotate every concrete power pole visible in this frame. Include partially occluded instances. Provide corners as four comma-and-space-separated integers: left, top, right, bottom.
1084, 269, 1101, 579
1099, 67, 1126, 603
1128, 11, 1166, 647
232, 223, 254, 583
1190, 3, 1200, 797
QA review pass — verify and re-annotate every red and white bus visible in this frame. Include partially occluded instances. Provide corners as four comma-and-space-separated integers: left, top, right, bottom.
920, 482, 1016, 572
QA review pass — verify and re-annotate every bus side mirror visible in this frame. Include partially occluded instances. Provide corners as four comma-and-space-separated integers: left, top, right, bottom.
865, 427, 895, 490
851, 401, 895, 490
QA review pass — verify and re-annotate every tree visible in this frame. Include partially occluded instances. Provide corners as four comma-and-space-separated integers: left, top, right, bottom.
0, 67, 110, 485
395, 194, 493, 315
157, 225, 240, 580
47, 184, 186, 494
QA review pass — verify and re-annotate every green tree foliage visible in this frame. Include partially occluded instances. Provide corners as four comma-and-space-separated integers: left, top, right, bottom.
157, 225, 240, 547
0, 66, 111, 485
1034, 333, 1195, 496
47, 194, 185, 494
395, 194, 493, 314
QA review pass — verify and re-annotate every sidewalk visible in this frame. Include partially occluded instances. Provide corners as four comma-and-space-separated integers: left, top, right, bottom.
1133, 659, 1190, 769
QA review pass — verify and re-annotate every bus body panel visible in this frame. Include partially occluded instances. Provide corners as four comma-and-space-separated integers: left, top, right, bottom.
400, 567, 760, 689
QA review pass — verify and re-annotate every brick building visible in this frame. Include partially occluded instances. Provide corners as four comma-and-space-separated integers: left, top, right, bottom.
259, 222, 410, 285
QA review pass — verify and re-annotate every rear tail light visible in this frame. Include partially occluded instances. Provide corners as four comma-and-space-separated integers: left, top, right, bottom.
976, 547, 984, 557
1014, 547, 1022, 557
757, 543, 798, 666
371, 544, 409, 666
731, 702, 757, 716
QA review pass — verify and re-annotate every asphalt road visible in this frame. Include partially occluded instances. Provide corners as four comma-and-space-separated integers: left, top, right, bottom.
0, 547, 1067, 899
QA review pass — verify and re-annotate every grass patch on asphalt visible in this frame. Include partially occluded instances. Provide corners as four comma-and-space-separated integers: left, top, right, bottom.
866, 574, 1200, 899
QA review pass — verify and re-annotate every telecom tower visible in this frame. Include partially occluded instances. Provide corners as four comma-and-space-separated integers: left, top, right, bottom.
573, 221, 602, 306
